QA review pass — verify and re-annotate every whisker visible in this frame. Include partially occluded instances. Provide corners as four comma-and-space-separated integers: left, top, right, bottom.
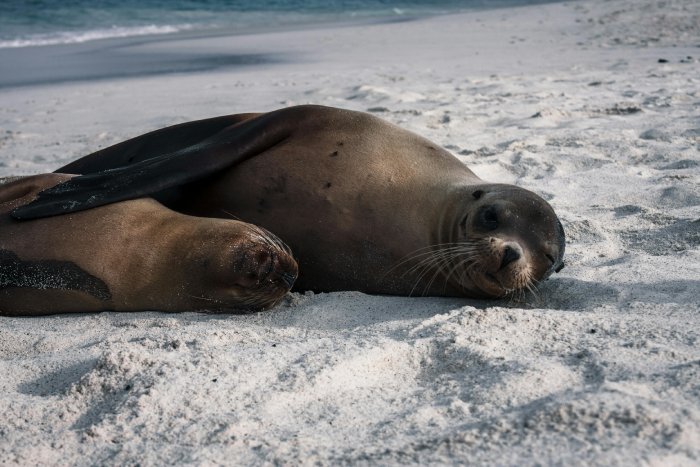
187, 293, 228, 307
388, 246, 468, 277
220, 209, 242, 221
381, 238, 496, 297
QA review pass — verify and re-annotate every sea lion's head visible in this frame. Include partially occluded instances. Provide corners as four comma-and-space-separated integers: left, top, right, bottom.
442, 184, 565, 298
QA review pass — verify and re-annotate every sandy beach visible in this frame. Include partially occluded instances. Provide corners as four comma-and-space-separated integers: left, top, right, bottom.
1, 0, 699, 464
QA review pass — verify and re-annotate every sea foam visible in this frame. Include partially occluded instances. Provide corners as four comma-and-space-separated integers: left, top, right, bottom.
0, 24, 193, 49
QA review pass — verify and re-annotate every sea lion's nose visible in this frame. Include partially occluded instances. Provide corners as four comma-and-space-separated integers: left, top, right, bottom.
233, 249, 275, 288
499, 244, 521, 270
264, 251, 298, 289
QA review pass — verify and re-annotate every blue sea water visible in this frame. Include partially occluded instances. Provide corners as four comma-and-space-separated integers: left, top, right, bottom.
0, 0, 558, 48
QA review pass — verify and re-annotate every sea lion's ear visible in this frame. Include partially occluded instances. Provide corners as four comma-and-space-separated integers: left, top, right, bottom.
11, 110, 296, 220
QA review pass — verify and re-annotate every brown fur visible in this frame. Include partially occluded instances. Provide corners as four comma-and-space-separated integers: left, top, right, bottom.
0, 174, 297, 315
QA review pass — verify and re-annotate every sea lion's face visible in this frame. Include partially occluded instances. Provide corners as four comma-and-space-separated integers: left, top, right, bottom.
197, 224, 298, 310
447, 184, 565, 298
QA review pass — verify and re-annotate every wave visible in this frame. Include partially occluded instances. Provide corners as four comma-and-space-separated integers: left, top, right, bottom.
0, 24, 194, 49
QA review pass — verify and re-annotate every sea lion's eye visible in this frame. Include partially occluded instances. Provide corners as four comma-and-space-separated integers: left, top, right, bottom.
478, 206, 499, 230
472, 190, 484, 200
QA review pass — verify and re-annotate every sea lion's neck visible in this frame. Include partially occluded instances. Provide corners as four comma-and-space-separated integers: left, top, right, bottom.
412, 182, 491, 297
435, 182, 485, 245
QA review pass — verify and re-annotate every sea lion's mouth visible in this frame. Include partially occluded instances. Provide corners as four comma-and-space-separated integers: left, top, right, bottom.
463, 268, 507, 298
484, 272, 501, 287
279, 271, 297, 288
468, 267, 534, 298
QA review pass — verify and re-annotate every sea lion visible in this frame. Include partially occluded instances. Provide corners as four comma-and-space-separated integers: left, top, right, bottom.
13, 105, 564, 299
1, 174, 297, 315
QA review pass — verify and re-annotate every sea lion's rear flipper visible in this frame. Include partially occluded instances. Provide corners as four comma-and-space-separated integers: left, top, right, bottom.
11, 110, 295, 220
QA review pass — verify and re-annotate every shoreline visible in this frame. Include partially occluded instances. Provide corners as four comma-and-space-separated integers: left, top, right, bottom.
0, 0, 567, 51
0, 0, 572, 90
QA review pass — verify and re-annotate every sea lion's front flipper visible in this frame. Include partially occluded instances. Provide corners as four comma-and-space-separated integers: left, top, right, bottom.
11, 110, 296, 220
57, 113, 261, 174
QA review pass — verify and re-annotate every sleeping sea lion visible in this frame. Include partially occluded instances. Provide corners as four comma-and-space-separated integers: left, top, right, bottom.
1, 174, 297, 315
12, 105, 564, 298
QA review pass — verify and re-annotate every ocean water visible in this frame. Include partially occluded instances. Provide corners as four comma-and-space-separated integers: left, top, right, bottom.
0, 0, 558, 48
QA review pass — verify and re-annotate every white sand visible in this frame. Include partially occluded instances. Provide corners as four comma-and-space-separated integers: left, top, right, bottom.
1, 0, 699, 464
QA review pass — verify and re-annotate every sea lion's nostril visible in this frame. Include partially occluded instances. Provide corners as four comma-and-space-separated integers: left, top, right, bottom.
500, 245, 520, 270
